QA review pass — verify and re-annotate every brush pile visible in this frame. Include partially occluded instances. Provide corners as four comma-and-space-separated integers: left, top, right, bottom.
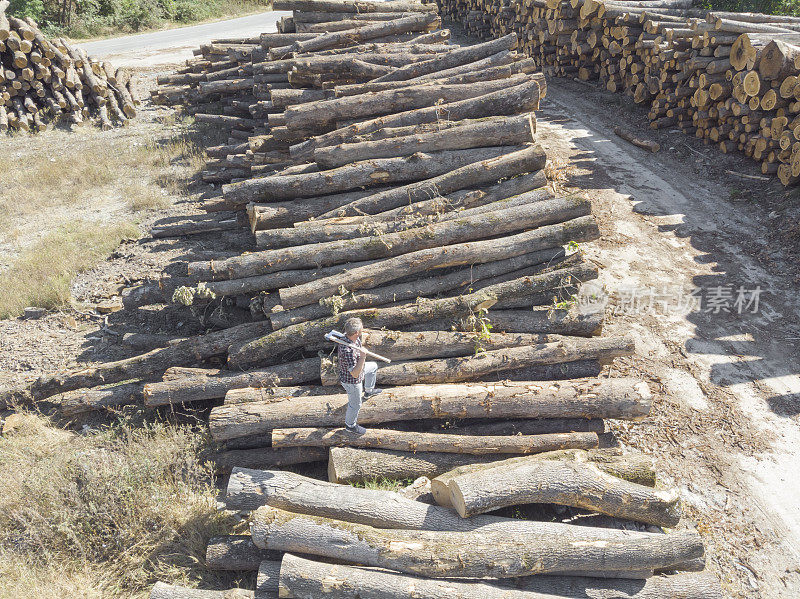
0, 0, 136, 132
14, 1, 725, 596
438, 0, 800, 185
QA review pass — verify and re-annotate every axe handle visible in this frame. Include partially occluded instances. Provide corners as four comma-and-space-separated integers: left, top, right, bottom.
327, 336, 392, 363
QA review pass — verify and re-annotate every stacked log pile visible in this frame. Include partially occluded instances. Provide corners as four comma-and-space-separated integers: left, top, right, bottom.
437, 0, 800, 185
11, 1, 722, 595
0, 0, 136, 132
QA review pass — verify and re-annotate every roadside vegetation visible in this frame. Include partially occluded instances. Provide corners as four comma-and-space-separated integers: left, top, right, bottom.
0, 413, 242, 599
7, 0, 271, 39
0, 116, 205, 319
703, 0, 800, 16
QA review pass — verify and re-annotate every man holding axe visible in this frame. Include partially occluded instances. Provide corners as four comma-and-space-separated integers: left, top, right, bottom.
333, 317, 383, 435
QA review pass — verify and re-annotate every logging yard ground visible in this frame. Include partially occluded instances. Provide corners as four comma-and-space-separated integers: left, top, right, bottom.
4, 23, 800, 599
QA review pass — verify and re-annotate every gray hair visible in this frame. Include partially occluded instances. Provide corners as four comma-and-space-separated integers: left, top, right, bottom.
344, 317, 363, 336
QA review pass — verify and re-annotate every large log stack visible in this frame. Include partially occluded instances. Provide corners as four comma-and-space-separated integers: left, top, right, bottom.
8, 1, 722, 595
0, 0, 136, 132
437, 0, 800, 185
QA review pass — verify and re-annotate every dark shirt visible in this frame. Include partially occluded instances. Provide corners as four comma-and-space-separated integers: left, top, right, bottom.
338, 337, 363, 384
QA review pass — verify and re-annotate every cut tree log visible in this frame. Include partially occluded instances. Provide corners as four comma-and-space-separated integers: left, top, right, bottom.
206, 535, 280, 570
258, 560, 281, 598
149, 583, 253, 599
482, 309, 604, 336
209, 378, 652, 441
274, 215, 596, 310
271, 427, 599, 455
313, 112, 535, 169
250, 505, 703, 577
268, 248, 562, 329
224, 385, 331, 404
277, 554, 723, 599
290, 78, 543, 159
614, 126, 661, 152
447, 458, 681, 526
371, 33, 518, 82
212, 446, 329, 472
31, 321, 273, 399
194, 194, 587, 283
56, 382, 143, 416
142, 358, 321, 406
431, 450, 657, 508
284, 75, 529, 129
222, 145, 520, 206
273, 1, 438, 13
288, 13, 441, 54
362, 334, 628, 385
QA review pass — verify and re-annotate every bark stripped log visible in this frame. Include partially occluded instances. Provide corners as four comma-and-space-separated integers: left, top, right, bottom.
209, 378, 652, 441
250, 505, 703, 577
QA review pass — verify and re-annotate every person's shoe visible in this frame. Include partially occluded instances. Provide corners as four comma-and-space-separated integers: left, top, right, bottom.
345, 424, 367, 435
363, 388, 382, 399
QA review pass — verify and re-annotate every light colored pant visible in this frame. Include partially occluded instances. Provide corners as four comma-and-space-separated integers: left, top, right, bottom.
341, 361, 378, 427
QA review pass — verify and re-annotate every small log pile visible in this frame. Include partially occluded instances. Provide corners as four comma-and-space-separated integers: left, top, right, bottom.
436, 0, 800, 185
0, 0, 136, 132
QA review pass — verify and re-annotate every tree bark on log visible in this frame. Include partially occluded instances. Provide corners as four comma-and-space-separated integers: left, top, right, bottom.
275, 215, 596, 311
207, 535, 280, 570
196, 194, 587, 284
312, 113, 535, 169
56, 382, 143, 416
447, 458, 681, 526
372, 33, 518, 82
273, 1, 438, 14
431, 450, 656, 508
248, 188, 393, 231
290, 79, 543, 159
758, 39, 800, 80
222, 145, 519, 207
143, 358, 320, 406
250, 506, 703, 577
271, 427, 599, 455
289, 13, 441, 54
224, 385, 331, 404
284, 76, 528, 129
257, 560, 281, 598
277, 555, 722, 599
483, 309, 604, 336
269, 248, 561, 329
149, 583, 253, 599
362, 334, 627, 385
316, 144, 548, 218
209, 378, 652, 441
198, 259, 378, 297
31, 321, 273, 399
329, 441, 628, 484
212, 446, 329, 472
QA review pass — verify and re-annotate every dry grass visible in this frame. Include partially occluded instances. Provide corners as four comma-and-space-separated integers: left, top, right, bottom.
0, 220, 140, 319
0, 414, 240, 599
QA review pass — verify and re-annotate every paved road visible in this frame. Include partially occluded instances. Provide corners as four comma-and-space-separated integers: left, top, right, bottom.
81, 11, 290, 66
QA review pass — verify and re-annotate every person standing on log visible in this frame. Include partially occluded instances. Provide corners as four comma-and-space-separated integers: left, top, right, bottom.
339, 317, 381, 435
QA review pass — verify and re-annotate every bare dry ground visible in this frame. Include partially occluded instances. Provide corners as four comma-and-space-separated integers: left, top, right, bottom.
1, 66, 800, 598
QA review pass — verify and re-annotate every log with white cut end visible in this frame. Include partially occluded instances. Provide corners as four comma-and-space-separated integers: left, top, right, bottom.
222, 145, 519, 207
143, 358, 320, 406
290, 78, 543, 159
209, 378, 652, 441
271, 427, 599, 455
206, 535, 279, 570
431, 450, 657, 508
313, 112, 536, 169
197, 195, 587, 284
446, 457, 681, 526
277, 554, 723, 599
250, 505, 703, 578
149, 582, 253, 598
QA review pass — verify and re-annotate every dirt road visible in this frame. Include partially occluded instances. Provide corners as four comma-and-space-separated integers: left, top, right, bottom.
81, 10, 290, 66
540, 78, 800, 598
